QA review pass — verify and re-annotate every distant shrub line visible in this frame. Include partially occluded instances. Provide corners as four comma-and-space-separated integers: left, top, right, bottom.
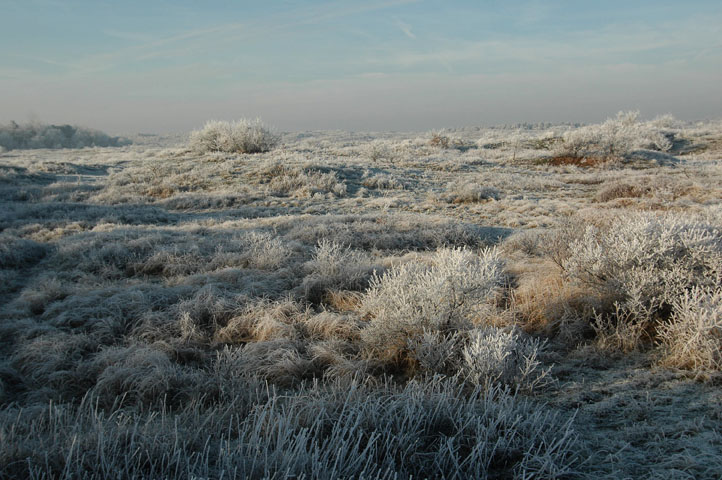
0, 121, 130, 150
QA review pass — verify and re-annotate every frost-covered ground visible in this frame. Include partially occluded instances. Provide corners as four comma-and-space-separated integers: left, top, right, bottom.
1, 115, 721, 479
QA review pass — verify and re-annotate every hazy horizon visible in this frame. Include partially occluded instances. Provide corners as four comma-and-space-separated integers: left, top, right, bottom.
2, 0, 721, 135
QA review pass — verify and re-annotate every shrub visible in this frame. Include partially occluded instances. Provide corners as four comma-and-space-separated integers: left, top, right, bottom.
595, 181, 653, 202
428, 130, 465, 149
562, 212, 722, 354
552, 111, 674, 163
300, 240, 378, 303
441, 180, 501, 203
363, 139, 391, 161
657, 287, 722, 372
564, 212, 721, 308
429, 130, 451, 148
360, 247, 505, 365
225, 231, 292, 270
189, 118, 279, 154
361, 173, 404, 190
462, 326, 552, 392
406, 326, 552, 391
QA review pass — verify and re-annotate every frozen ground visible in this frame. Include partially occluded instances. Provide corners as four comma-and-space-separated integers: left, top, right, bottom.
1, 116, 721, 478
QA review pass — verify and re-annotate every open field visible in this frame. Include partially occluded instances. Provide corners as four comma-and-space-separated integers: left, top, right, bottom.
1, 114, 721, 478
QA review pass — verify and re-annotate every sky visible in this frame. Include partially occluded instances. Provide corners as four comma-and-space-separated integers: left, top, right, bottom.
1, 0, 721, 134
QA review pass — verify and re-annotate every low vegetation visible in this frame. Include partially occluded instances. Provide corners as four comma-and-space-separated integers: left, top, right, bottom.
1, 112, 721, 478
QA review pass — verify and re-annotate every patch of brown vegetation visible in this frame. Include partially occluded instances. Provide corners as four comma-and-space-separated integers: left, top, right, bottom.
507, 260, 604, 342
595, 182, 654, 202
144, 185, 176, 198
323, 289, 363, 312
542, 155, 611, 167
428, 132, 451, 149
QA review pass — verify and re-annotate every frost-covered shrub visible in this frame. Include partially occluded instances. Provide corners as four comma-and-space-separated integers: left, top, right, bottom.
429, 130, 451, 148
360, 248, 505, 363
0, 121, 129, 150
553, 111, 674, 162
406, 329, 463, 374
564, 212, 721, 308
428, 130, 465, 149
308, 239, 370, 279
441, 180, 500, 203
301, 240, 378, 302
563, 212, 722, 353
218, 231, 292, 270
595, 181, 653, 202
406, 326, 552, 391
189, 118, 279, 154
658, 287, 722, 372
362, 139, 391, 161
462, 327, 551, 391
592, 301, 651, 353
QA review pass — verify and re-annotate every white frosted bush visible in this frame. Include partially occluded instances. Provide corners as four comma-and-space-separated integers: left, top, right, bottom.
363, 139, 391, 161
441, 180, 501, 203
462, 327, 551, 391
236, 231, 292, 270
406, 329, 463, 374
428, 130, 465, 149
564, 212, 721, 309
554, 111, 674, 161
405, 326, 551, 391
658, 287, 722, 372
564, 212, 722, 354
592, 301, 651, 353
309, 239, 369, 278
189, 118, 279, 154
361, 247, 505, 361
361, 172, 404, 190
301, 240, 377, 301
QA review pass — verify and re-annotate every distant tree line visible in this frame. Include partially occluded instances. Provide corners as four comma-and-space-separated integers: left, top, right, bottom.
0, 121, 130, 150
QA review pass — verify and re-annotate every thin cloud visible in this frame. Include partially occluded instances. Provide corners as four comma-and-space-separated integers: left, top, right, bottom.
48, 0, 421, 77
396, 21, 416, 39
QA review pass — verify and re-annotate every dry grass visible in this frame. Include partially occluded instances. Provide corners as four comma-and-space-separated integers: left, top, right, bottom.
1, 116, 721, 478
541, 154, 611, 167
508, 261, 599, 341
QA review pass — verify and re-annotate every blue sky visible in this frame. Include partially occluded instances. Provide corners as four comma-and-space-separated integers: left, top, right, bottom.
1, 0, 721, 133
